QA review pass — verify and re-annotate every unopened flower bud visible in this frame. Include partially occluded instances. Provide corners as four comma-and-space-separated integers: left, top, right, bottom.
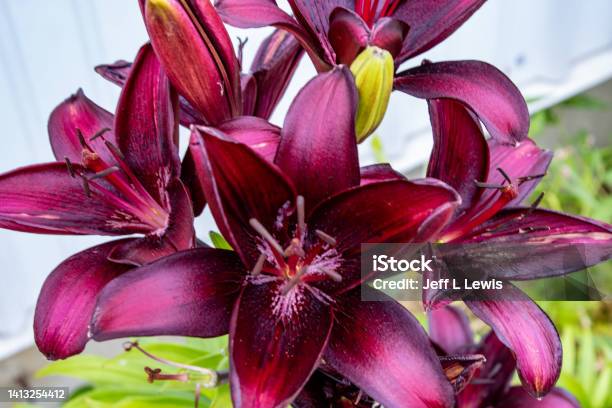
350, 46, 394, 142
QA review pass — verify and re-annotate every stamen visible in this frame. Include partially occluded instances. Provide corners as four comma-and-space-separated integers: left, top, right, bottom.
81, 176, 91, 197
195, 383, 201, 408
236, 36, 248, 67
76, 128, 89, 149
249, 218, 285, 257
281, 266, 308, 295
315, 229, 337, 247
474, 180, 506, 190
64, 157, 76, 178
321, 268, 343, 282
518, 173, 546, 184
89, 127, 112, 141
355, 389, 363, 405
296, 195, 306, 237
104, 140, 126, 161
251, 253, 266, 276
284, 238, 306, 258
530, 192, 545, 209
497, 167, 512, 184
89, 166, 120, 180
144, 366, 189, 383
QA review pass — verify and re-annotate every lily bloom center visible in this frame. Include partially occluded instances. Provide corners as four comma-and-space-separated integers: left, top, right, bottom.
355, 0, 402, 26
248, 196, 343, 300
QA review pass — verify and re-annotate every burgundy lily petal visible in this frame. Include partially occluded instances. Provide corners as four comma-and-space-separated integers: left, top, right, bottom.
371, 17, 410, 60
394, 0, 486, 61
496, 387, 581, 408
218, 117, 281, 162
48, 89, 116, 163
0, 163, 149, 235
439, 354, 485, 394
230, 279, 333, 408
426, 98, 489, 215
144, 0, 240, 124
359, 163, 406, 185
395, 60, 529, 143
95, 59, 206, 126
194, 127, 296, 265
325, 287, 455, 408
428, 304, 473, 354
34, 240, 132, 360
458, 332, 516, 408
241, 73, 258, 117
328, 7, 369, 65
94, 60, 132, 87
487, 138, 553, 206
459, 208, 612, 280
276, 67, 359, 207
249, 29, 305, 119
108, 179, 195, 266
180, 148, 207, 217
91, 247, 244, 340
115, 43, 180, 203
465, 283, 562, 398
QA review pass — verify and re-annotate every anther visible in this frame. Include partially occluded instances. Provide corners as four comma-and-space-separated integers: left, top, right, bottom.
76, 128, 89, 149
474, 180, 505, 190
64, 157, 76, 178
281, 266, 308, 295
81, 177, 91, 197
89, 127, 111, 141
144, 366, 188, 383
296, 195, 306, 236
89, 166, 120, 180
105, 140, 126, 161
249, 218, 285, 257
497, 167, 512, 184
315, 229, 337, 247
518, 173, 546, 184
251, 254, 266, 276
321, 268, 342, 282
530, 192, 545, 209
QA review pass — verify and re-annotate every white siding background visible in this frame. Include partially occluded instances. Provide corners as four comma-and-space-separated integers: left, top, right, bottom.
1, 0, 612, 358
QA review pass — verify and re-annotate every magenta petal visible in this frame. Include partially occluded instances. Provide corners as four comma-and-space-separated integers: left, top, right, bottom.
194, 127, 296, 265
94, 60, 132, 87
487, 138, 553, 206
229, 279, 333, 408
91, 247, 244, 341
371, 17, 410, 60
0, 163, 147, 235
34, 240, 132, 360
496, 387, 581, 408
249, 29, 305, 119
465, 283, 562, 398
460, 208, 612, 280
328, 7, 369, 65
276, 68, 359, 207
108, 179, 195, 266
218, 117, 281, 162
359, 163, 406, 185
428, 304, 473, 354
115, 44, 180, 202
325, 288, 455, 408
394, 0, 486, 60
426, 99, 489, 215
395, 60, 529, 143
48, 89, 116, 163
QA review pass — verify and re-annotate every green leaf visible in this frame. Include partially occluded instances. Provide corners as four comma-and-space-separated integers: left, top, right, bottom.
210, 384, 232, 408
592, 365, 611, 408
63, 388, 199, 408
560, 94, 607, 110
562, 327, 576, 374
209, 231, 232, 250
577, 327, 595, 390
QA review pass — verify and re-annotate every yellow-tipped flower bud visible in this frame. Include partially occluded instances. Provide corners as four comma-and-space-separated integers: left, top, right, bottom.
350, 46, 394, 142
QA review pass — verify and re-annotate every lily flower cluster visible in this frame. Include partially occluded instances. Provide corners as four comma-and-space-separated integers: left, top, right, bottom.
0, 1, 610, 407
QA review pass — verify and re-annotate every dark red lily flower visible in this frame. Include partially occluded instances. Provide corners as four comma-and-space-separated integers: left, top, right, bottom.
88, 67, 461, 408
216, 0, 529, 143
96, 1, 303, 127
428, 305, 581, 408
0, 44, 195, 359
424, 98, 612, 398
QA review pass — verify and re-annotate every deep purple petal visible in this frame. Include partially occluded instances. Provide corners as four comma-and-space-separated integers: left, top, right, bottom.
144, 0, 241, 124
496, 387, 581, 408
108, 179, 195, 266
426, 98, 489, 215
0, 163, 149, 235
48, 89, 116, 163
34, 240, 132, 360
193, 127, 296, 266
359, 163, 406, 185
218, 116, 281, 162
395, 60, 529, 143
276, 67, 359, 207
249, 29, 305, 119
394, 0, 486, 61
465, 283, 562, 398
457, 208, 612, 280
325, 287, 455, 408
428, 304, 473, 354
371, 17, 410, 60
115, 43, 180, 202
328, 7, 369, 65
91, 247, 244, 340
229, 279, 333, 408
